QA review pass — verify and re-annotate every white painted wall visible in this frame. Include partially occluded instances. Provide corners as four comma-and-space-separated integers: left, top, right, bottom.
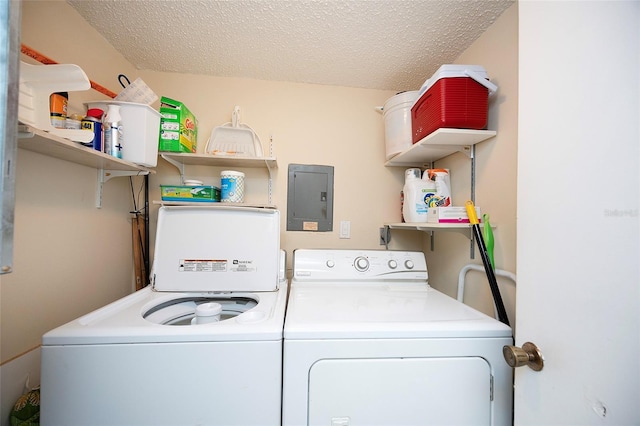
426, 4, 518, 327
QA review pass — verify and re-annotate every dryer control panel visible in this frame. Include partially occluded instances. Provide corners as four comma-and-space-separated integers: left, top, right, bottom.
292, 249, 427, 282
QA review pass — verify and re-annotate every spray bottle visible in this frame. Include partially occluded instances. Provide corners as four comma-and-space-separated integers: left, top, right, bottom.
104, 104, 123, 159
424, 168, 451, 208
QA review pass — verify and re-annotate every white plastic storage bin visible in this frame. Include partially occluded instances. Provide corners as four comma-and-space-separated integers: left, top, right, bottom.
382, 91, 419, 160
85, 101, 160, 167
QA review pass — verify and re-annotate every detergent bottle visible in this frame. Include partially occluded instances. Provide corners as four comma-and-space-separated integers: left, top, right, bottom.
402, 168, 436, 223
424, 168, 451, 208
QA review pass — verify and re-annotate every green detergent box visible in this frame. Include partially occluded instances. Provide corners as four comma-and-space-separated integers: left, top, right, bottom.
158, 96, 198, 153
160, 185, 220, 202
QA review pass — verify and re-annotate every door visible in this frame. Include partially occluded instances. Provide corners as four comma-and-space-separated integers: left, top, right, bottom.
516, 1, 639, 424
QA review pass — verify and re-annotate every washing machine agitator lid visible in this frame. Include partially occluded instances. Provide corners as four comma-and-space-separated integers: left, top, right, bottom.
151, 206, 281, 292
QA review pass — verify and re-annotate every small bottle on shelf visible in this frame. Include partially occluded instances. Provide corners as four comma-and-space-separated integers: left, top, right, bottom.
103, 104, 123, 159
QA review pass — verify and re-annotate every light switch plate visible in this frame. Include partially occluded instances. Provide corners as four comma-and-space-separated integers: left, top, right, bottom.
340, 221, 350, 239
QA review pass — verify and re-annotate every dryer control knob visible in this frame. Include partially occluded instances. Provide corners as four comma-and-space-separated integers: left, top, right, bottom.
404, 260, 415, 269
354, 256, 369, 272
326, 260, 335, 268
388, 260, 398, 269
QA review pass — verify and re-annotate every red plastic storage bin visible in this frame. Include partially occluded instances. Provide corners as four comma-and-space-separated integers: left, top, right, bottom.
411, 65, 497, 143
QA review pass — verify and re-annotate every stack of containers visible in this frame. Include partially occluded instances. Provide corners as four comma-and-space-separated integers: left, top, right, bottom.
410, 64, 497, 143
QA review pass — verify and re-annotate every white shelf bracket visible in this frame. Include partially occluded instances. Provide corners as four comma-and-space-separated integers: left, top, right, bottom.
96, 169, 148, 208
160, 154, 186, 183
457, 145, 473, 158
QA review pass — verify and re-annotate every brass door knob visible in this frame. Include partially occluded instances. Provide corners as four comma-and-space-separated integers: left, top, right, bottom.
503, 342, 544, 371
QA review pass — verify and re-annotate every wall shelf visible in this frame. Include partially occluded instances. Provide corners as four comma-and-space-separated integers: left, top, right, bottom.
159, 151, 278, 206
160, 152, 277, 170
384, 128, 496, 166
385, 222, 473, 239
18, 124, 152, 207
383, 128, 497, 257
18, 125, 152, 173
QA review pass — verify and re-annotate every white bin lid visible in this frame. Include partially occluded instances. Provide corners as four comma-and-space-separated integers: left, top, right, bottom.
151, 206, 281, 292
416, 64, 497, 99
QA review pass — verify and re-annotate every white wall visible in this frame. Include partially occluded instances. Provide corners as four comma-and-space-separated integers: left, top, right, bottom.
423, 3, 518, 326
1, 1, 142, 420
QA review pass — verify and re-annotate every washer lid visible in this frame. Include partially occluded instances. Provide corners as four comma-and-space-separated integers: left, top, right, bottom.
151, 206, 280, 292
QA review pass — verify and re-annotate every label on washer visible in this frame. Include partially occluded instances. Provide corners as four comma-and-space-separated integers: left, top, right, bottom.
179, 259, 227, 272
230, 259, 256, 273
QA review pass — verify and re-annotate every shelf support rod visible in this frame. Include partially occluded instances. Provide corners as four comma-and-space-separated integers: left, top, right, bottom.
264, 135, 274, 205
469, 144, 476, 259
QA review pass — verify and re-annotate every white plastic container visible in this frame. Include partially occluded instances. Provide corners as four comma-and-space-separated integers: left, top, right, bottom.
402, 168, 436, 223
85, 101, 160, 167
220, 170, 245, 203
383, 91, 419, 160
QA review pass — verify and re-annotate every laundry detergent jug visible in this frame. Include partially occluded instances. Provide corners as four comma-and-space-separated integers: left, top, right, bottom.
402, 168, 436, 223
424, 168, 452, 208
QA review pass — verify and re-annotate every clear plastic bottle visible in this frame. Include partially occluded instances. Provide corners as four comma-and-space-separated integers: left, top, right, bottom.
104, 104, 123, 159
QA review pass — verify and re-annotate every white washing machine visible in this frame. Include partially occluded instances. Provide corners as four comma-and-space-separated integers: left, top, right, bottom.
40, 206, 287, 426
283, 249, 513, 426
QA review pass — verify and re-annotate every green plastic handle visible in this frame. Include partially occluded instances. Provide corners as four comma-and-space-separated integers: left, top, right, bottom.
482, 213, 495, 270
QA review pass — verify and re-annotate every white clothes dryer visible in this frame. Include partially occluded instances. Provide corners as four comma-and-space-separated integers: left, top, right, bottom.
41, 206, 287, 426
282, 249, 513, 426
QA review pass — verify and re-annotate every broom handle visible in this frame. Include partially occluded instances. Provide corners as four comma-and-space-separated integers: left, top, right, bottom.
466, 201, 510, 326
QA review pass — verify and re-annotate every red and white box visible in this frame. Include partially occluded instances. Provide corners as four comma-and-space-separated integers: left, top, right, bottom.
411, 65, 497, 143
427, 206, 482, 224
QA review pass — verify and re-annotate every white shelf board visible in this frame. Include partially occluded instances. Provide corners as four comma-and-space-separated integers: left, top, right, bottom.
18, 125, 153, 174
160, 152, 277, 169
385, 128, 496, 166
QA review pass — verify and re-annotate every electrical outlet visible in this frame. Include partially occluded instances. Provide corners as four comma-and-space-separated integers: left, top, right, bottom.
339, 221, 350, 239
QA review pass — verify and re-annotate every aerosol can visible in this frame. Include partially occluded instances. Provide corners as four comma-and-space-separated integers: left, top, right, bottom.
103, 104, 123, 159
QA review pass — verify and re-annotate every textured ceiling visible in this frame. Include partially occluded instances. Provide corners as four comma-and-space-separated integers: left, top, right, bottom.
67, 0, 513, 92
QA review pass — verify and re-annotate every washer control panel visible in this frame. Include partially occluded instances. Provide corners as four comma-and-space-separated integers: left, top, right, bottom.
293, 249, 427, 282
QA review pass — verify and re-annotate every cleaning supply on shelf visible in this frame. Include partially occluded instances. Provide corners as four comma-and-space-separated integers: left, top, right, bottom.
220, 170, 245, 203
81, 108, 104, 151
49, 92, 68, 129
104, 104, 123, 159
402, 168, 436, 223
424, 168, 452, 208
